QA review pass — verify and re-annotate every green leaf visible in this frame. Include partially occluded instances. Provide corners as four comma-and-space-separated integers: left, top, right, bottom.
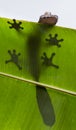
0, 17, 76, 130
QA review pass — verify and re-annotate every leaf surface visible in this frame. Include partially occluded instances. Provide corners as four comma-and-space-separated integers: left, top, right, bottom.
0, 18, 76, 130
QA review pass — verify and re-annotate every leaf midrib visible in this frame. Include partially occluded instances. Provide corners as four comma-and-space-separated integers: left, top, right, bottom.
0, 71, 76, 96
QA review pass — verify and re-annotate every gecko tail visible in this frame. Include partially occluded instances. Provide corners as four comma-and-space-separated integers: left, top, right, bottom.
36, 85, 55, 126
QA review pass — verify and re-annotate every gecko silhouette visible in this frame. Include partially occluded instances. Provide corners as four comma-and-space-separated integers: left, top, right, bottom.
27, 25, 55, 126
5, 49, 22, 70
7, 19, 24, 31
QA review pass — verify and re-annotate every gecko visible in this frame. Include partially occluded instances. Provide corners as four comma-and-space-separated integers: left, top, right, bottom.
38, 12, 58, 25
36, 12, 58, 126
27, 12, 58, 126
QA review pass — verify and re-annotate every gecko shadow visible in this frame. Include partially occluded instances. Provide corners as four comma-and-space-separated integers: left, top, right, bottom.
45, 33, 64, 47
5, 49, 22, 70
36, 85, 55, 126
26, 25, 55, 126
7, 19, 24, 31
7, 19, 56, 127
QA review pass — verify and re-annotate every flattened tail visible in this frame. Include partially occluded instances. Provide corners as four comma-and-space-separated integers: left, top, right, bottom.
36, 85, 55, 126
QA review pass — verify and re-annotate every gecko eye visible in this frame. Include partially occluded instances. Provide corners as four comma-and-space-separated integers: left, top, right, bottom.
40, 12, 52, 18
44, 12, 52, 17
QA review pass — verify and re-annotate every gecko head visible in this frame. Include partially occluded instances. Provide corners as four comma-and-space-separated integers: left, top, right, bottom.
38, 12, 58, 25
